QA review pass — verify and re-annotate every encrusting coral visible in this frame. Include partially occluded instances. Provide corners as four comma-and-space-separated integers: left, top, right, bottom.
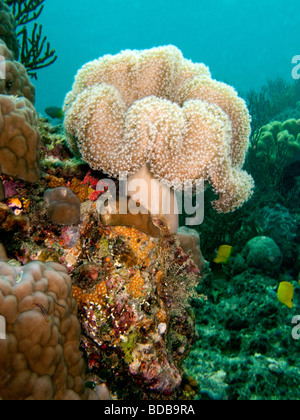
70, 203, 201, 398
0, 94, 40, 182
64, 45, 254, 220
0, 260, 98, 400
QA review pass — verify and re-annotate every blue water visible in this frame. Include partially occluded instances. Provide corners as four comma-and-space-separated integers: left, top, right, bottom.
34, 0, 300, 115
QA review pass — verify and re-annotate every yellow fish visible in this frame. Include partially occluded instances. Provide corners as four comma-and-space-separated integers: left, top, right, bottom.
213, 245, 233, 264
277, 281, 294, 309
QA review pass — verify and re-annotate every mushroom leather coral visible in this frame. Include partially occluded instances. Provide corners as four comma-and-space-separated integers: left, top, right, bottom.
0, 94, 40, 182
64, 45, 254, 212
0, 261, 90, 400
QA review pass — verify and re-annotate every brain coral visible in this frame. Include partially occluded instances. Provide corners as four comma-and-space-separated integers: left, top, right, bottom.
0, 94, 40, 182
0, 40, 35, 104
64, 45, 254, 212
0, 0, 19, 60
0, 261, 90, 400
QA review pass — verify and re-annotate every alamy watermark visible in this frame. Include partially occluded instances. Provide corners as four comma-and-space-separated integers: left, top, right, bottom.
95, 174, 204, 226
0, 55, 5, 80
292, 55, 300, 80
291, 315, 300, 340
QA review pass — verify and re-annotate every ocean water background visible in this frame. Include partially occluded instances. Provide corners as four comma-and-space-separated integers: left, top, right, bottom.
34, 0, 300, 115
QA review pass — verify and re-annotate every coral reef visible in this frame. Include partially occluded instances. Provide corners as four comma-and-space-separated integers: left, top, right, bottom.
176, 77, 300, 402
71, 211, 201, 398
6, 45, 297, 401
192, 116, 300, 263
0, 260, 93, 400
24, 196, 201, 398
73, 217, 199, 398
185, 250, 300, 400
0, 117, 204, 399
0, 94, 40, 182
63, 45, 253, 214
0, 0, 19, 59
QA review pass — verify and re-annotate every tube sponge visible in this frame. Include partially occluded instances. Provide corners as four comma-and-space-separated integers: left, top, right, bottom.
0, 94, 40, 182
64, 45, 254, 212
0, 261, 89, 400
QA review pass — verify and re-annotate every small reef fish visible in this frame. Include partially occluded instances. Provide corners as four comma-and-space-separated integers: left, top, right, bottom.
6, 197, 29, 215
45, 106, 64, 120
213, 245, 233, 264
277, 281, 294, 309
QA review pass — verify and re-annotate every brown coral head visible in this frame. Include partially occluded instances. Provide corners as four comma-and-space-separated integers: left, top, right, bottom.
64, 45, 254, 213
0, 1, 19, 60
44, 187, 81, 225
0, 260, 89, 400
0, 41, 35, 104
0, 95, 40, 182
4, 60, 35, 104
